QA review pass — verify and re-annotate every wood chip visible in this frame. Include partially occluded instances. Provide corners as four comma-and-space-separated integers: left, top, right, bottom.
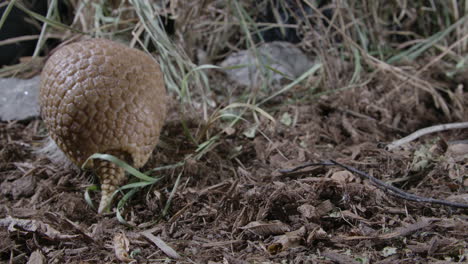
202, 240, 244, 248
241, 220, 290, 236
26, 250, 46, 264
322, 249, 360, 264
141, 232, 181, 259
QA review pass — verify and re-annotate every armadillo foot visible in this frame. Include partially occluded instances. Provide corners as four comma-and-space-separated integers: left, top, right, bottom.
96, 156, 126, 214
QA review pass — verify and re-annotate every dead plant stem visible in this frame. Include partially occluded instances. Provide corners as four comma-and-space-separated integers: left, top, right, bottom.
386, 122, 468, 150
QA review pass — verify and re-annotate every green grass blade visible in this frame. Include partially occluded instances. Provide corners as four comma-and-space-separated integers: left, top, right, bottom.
144, 162, 185, 175
84, 185, 99, 210
83, 153, 158, 183
223, 102, 276, 123
14, 2, 85, 34
162, 171, 183, 217
32, 0, 56, 58
0, 0, 18, 31
387, 15, 468, 63
259, 63, 322, 105
115, 188, 139, 227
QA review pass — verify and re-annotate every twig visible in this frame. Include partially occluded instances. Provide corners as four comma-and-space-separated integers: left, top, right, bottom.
386, 122, 468, 150
322, 250, 360, 264
279, 160, 468, 209
278, 161, 334, 173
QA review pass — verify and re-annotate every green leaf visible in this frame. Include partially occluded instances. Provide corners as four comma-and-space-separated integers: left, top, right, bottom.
381, 247, 397, 257
243, 125, 257, 138
280, 112, 292, 126
162, 171, 183, 217
84, 185, 99, 210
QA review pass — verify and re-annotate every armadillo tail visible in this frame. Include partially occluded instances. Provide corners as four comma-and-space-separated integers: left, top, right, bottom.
96, 153, 127, 214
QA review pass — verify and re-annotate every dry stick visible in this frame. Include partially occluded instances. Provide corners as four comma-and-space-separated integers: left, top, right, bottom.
386, 122, 468, 150
279, 160, 468, 209
279, 161, 334, 173
0, 34, 63, 48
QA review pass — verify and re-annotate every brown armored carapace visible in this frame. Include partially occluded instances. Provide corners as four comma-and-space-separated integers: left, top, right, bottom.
39, 39, 167, 213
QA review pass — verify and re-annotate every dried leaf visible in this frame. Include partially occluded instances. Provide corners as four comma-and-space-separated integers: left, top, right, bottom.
141, 232, 181, 259
307, 227, 328, 244
446, 143, 468, 162
0, 174, 36, 199
113, 232, 133, 263
331, 170, 358, 184
297, 204, 316, 219
315, 200, 335, 217
445, 194, 468, 204
0, 216, 77, 241
241, 220, 290, 236
267, 226, 306, 254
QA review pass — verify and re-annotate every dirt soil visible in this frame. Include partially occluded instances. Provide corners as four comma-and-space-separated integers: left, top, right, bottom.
1, 66, 467, 264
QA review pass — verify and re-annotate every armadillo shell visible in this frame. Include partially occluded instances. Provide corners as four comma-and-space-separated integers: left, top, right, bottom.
39, 39, 166, 168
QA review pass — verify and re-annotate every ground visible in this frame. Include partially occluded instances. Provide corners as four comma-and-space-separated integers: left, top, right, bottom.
1, 77, 467, 263
1, 1, 467, 263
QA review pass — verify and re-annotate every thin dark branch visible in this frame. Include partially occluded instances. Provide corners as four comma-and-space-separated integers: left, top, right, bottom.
278, 161, 334, 173
279, 160, 468, 209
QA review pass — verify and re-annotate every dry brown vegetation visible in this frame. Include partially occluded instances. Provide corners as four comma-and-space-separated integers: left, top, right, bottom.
0, 0, 467, 263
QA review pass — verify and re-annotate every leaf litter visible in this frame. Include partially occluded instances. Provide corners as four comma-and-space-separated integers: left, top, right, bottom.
1, 82, 466, 262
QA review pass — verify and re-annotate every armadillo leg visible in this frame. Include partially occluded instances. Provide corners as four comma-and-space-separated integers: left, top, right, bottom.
95, 155, 126, 214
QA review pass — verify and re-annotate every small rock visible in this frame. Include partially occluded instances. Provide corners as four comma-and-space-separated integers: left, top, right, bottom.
0, 76, 40, 121
220, 41, 316, 87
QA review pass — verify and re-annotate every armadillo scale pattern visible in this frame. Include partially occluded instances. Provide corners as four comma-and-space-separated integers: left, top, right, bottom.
39, 39, 166, 168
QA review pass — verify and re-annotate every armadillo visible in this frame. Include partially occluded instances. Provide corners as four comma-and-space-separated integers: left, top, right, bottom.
39, 38, 167, 213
